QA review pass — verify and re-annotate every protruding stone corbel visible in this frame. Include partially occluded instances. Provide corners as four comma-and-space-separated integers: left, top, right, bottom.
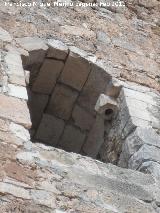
95, 94, 118, 120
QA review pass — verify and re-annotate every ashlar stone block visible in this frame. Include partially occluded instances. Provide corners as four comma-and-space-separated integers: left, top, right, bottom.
0, 94, 31, 129
83, 115, 104, 158
5, 51, 26, 86
72, 104, 95, 131
32, 59, 64, 94
59, 52, 91, 91
8, 84, 28, 100
35, 114, 65, 146
46, 84, 78, 120
59, 125, 86, 152
78, 63, 111, 114
122, 87, 157, 106
16, 37, 48, 66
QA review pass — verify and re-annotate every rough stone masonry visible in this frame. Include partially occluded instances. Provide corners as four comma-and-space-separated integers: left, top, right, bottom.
0, 0, 160, 212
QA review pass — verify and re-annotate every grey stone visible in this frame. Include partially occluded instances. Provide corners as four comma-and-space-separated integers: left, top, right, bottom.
95, 94, 117, 116
69, 46, 89, 58
72, 104, 95, 131
139, 161, 160, 178
119, 127, 160, 167
96, 31, 111, 44
128, 144, 160, 170
31, 189, 56, 209
122, 87, 157, 106
59, 51, 91, 91
8, 84, 28, 100
32, 59, 64, 94
16, 37, 48, 66
9, 122, 30, 142
16, 37, 48, 52
83, 115, 104, 158
35, 114, 65, 146
69, 46, 97, 63
68, 166, 153, 203
78, 63, 111, 114
112, 37, 141, 54
46, 84, 78, 120
122, 116, 150, 139
0, 182, 30, 199
0, 27, 12, 42
59, 125, 86, 152
5, 51, 26, 86
47, 39, 68, 60
106, 78, 122, 98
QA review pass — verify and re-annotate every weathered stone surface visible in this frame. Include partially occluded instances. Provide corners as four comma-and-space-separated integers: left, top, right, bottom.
139, 161, 160, 178
16, 37, 47, 51
47, 39, 68, 60
95, 94, 117, 115
46, 84, 78, 120
0, 182, 30, 199
60, 52, 91, 91
60, 25, 96, 38
5, 51, 26, 86
128, 52, 160, 76
122, 87, 158, 106
83, 115, 104, 158
69, 46, 97, 63
106, 78, 122, 98
120, 88, 160, 130
72, 104, 95, 131
30, 189, 56, 209
59, 125, 86, 152
119, 127, 160, 167
99, 83, 160, 165
96, 31, 111, 44
16, 37, 48, 66
35, 114, 65, 146
78, 63, 111, 114
8, 84, 28, 100
128, 144, 160, 170
0, 132, 159, 213
9, 122, 30, 142
3, 161, 36, 186
0, 117, 9, 132
32, 59, 64, 94
122, 116, 151, 139
0, 94, 31, 128
0, 27, 12, 42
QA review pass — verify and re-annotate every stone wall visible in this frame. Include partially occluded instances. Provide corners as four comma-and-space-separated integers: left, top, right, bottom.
1, 32, 160, 170
100, 82, 160, 169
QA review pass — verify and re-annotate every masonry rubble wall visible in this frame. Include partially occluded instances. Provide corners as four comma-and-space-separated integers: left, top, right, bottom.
0, 33, 160, 212
100, 81, 160, 169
